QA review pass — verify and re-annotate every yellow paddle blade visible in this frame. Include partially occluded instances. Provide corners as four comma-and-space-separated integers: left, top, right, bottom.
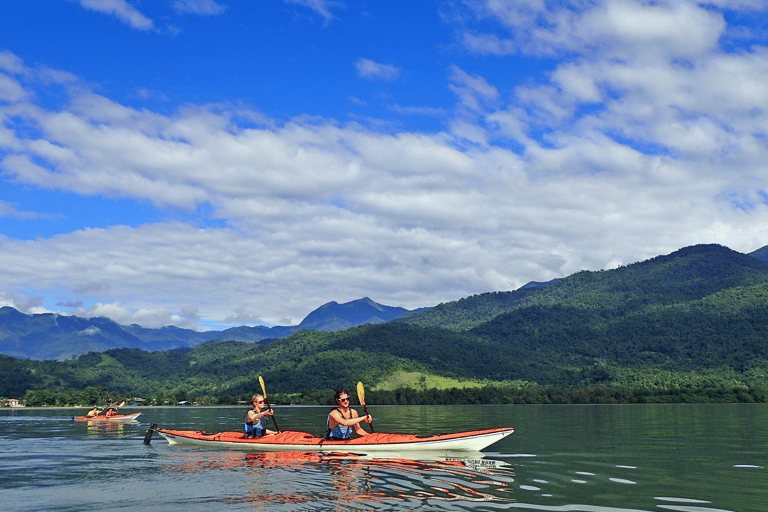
259, 375, 267, 397
356, 381, 366, 406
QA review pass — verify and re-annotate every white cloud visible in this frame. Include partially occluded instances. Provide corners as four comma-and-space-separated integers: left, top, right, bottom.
78, 0, 154, 31
285, 0, 341, 22
2, 1, 768, 329
0, 200, 64, 220
449, 65, 499, 114
173, 0, 227, 15
461, 32, 517, 56
580, 0, 725, 59
460, 0, 732, 59
0, 50, 26, 75
356, 58, 401, 81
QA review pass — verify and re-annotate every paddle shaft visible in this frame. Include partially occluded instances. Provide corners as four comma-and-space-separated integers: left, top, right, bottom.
361, 402, 374, 433
263, 396, 280, 432
259, 376, 281, 433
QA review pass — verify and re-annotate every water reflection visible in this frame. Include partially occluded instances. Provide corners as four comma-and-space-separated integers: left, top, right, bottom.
77, 420, 140, 436
159, 450, 517, 508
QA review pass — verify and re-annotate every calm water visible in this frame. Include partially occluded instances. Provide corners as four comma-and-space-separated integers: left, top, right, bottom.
1, 404, 766, 511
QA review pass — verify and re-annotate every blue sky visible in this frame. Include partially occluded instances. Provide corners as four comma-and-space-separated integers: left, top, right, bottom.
2, 0, 768, 331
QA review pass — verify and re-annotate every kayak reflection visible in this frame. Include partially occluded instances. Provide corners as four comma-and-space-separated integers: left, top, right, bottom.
159, 450, 516, 508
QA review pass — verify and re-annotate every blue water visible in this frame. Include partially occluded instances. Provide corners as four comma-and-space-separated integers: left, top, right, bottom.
1, 404, 765, 511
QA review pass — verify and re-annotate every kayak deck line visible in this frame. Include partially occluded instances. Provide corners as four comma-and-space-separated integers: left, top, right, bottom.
150, 426, 514, 452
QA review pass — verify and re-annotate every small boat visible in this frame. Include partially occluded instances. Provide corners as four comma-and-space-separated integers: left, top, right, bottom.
148, 426, 513, 452
74, 412, 142, 422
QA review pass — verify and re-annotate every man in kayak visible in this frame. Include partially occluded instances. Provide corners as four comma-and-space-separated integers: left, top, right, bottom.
86, 407, 99, 417
245, 394, 275, 438
326, 389, 372, 440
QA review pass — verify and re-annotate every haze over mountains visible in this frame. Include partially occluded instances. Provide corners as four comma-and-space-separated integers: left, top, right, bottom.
2, 243, 768, 364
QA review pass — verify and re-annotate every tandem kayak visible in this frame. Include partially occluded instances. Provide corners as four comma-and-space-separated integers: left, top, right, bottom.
74, 412, 142, 422
148, 426, 513, 452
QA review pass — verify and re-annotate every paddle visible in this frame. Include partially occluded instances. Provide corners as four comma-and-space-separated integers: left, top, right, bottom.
356, 381, 374, 433
258, 375, 281, 433
97, 400, 125, 416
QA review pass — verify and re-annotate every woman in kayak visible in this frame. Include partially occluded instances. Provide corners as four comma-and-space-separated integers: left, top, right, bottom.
326, 389, 372, 440
245, 394, 275, 438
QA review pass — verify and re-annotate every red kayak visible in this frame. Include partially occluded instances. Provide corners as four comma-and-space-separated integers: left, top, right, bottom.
74, 412, 142, 422
151, 426, 513, 452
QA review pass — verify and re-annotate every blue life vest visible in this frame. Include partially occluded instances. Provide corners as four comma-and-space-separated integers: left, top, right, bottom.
245, 411, 266, 437
326, 408, 353, 440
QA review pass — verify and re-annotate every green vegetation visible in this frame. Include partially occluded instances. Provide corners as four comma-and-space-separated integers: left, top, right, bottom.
3, 244, 768, 406
371, 371, 536, 392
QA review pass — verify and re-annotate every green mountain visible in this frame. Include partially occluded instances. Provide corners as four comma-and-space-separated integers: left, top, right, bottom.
399, 244, 768, 331
5, 244, 768, 404
749, 245, 768, 263
297, 297, 417, 331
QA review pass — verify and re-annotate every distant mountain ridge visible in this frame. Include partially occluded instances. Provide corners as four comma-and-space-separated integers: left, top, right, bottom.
0, 297, 420, 361
5, 243, 768, 400
3, 244, 768, 363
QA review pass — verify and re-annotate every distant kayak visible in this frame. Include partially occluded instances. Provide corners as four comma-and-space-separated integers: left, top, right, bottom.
151, 426, 513, 452
74, 412, 142, 422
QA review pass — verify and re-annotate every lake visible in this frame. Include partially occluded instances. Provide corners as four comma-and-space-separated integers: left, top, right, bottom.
1, 403, 765, 511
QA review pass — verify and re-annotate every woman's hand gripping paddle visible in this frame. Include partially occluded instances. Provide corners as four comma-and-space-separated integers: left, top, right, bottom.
259, 376, 281, 433
356, 381, 374, 433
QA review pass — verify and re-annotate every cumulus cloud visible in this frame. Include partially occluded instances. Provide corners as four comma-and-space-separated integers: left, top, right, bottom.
2, 1, 768, 329
459, 0, 730, 59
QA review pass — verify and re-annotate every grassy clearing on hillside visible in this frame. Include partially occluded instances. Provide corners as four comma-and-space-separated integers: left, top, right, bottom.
373, 371, 536, 391
96, 354, 122, 368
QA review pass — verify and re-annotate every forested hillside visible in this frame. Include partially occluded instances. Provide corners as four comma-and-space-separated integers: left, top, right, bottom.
4, 244, 768, 406
400, 244, 768, 330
